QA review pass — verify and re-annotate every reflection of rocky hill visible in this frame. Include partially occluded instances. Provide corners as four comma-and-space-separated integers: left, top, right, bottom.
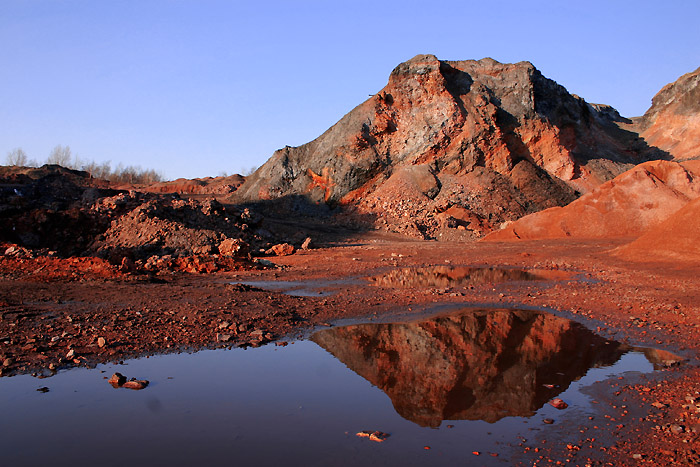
312, 309, 629, 427
368, 266, 541, 288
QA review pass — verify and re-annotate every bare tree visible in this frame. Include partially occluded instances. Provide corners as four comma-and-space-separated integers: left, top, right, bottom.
5, 148, 28, 166
242, 166, 258, 176
47, 145, 72, 166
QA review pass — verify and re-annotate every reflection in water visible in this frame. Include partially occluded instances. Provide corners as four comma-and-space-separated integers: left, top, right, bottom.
369, 266, 548, 288
313, 309, 644, 427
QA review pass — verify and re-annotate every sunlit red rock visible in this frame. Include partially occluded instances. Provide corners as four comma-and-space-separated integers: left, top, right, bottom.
614, 197, 700, 263
234, 55, 656, 237
633, 66, 700, 161
483, 160, 700, 241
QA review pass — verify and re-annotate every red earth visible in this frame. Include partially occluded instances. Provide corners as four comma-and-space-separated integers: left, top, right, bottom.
2, 233, 699, 466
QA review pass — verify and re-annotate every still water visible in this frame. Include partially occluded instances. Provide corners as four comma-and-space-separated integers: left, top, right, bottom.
0, 308, 679, 466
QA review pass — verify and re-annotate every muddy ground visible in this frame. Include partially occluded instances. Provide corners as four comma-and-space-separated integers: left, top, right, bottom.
1, 235, 699, 465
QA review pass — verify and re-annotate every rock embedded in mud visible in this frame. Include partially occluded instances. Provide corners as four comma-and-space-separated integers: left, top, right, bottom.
108, 372, 149, 390
267, 243, 295, 256
108, 372, 127, 387
548, 398, 568, 410
122, 379, 149, 390
355, 430, 390, 442
219, 238, 248, 257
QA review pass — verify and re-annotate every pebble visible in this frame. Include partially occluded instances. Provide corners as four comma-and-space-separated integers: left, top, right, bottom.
548, 398, 568, 409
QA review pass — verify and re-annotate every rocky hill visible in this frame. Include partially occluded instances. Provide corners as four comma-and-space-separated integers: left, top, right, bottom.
482, 160, 700, 241
233, 55, 661, 238
614, 196, 700, 262
632, 66, 700, 161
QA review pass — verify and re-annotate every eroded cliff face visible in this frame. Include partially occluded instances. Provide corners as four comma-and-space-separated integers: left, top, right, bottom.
634, 66, 700, 161
311, 308, 628, 427
233, 55, 656, 238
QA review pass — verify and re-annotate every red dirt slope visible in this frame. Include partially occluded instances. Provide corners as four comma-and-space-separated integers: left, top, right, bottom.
482, 160, 700, 241
614, 196, 700, 262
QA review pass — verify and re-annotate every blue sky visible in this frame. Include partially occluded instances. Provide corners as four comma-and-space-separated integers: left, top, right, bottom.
2, 1, 699, 180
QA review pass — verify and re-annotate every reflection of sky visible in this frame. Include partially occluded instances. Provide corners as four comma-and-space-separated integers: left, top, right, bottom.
1, 335, 657, 466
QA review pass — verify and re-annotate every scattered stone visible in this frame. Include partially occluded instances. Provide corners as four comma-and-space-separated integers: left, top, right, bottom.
356, 430, 390, 442
301, 237, 312, 250
267, 243, 295, 256
36, 387, 49, 393
219, 238, 248, 257
108, 372, 127, 387
217, 333, 232, 342
122, 379, 149, 390
3, 358, 12, 367
108, 372, 148, 390
65, 349, 75, 359
670, 424, 685, 434
97, 337, 106, 348
119, 257, 135, 273
254, 258, 277, 268
543, 418, 555, 424
548, 398, 568, 409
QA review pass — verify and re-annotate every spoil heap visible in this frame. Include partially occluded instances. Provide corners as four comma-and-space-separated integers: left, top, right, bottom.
233, 55, 659, 238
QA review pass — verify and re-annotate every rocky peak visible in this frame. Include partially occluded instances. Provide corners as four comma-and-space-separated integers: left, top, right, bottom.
232, 55, 659, 238
634, 66, 700, 160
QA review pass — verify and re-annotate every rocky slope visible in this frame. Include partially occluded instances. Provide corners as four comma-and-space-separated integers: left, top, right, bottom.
233, 55, 659, 238
0, 165, 288, 271
614, 196, 700, 262
632, 66, 700, 161
482, 160, 700, 241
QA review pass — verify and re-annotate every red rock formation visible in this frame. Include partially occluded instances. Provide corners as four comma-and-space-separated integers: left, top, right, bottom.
483, 160, 700, 241
312, 308, 628, 427
633, 66, 700, 161
233, 55, 654, 238
614, 197, 700, 262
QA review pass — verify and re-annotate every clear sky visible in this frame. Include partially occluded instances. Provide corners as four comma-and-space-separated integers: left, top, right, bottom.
2, 1, 699, 180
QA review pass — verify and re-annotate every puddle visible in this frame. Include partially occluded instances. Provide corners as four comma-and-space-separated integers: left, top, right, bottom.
369, 265, 570, 288
0, 308, 682, 466
234, 278, 358, 297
